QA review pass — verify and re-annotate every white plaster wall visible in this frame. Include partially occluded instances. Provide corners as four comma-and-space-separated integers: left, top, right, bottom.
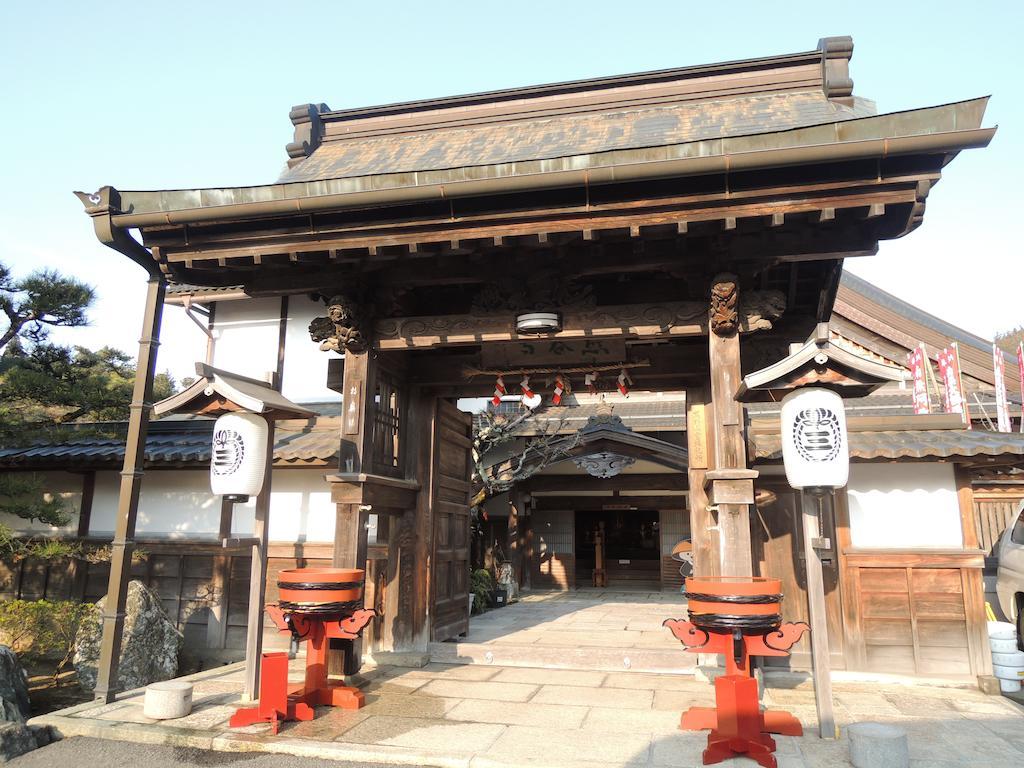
210, 298, 282, 384
229, 469, 336, 543
90, 470, 221, 538
89, 468, 335, 542
0, 471, 83, 536
847, 463, 964, 549
280, 295, 338, 404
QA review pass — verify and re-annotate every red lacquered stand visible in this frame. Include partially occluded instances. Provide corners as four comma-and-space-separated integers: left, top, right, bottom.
231, 566, 375, 733
229, 605, 375, 733
664, 576, 808, 768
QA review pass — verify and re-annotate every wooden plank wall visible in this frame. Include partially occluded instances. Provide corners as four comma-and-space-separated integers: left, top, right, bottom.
840, 551, 987, 678
531, 509, 574, 590
973, 488, 1024, 557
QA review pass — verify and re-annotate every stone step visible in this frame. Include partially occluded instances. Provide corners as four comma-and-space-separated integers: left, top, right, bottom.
428, 641, 697, 674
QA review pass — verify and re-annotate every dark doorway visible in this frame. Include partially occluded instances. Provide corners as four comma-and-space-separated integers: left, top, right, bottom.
574, 509, 661, 589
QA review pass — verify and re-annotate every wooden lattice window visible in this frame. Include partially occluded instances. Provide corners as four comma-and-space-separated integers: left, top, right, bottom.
372, 369, 402, 474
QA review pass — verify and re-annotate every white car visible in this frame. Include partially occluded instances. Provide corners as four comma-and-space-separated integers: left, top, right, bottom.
996, 501, 1024, 650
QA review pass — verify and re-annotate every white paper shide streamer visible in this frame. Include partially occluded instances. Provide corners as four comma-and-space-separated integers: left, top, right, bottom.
210, 412, 268, 501
780, 387, 849, 491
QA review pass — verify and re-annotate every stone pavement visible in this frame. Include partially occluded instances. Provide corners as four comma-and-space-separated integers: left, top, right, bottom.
431, 590, 697, 673
30, 656, 1024, 768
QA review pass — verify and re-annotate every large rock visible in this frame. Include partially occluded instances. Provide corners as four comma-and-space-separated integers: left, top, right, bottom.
0, 723, 60, 762
74, 580, 183, 693
0, 647, 29, 724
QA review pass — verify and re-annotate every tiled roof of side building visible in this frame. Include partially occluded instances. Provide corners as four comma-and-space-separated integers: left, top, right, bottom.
753, 428, 1024, 463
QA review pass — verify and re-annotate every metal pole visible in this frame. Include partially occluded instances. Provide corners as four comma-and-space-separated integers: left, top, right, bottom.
243, 419, 275, 701
800, 490, 837, 739
94, 275, 165, 703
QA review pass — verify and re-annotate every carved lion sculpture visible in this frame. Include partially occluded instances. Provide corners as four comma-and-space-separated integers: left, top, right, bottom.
709, 279, 739, 336
308, 294, 367, 353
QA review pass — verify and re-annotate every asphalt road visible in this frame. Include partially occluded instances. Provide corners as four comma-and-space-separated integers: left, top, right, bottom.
10, 737, 415, 768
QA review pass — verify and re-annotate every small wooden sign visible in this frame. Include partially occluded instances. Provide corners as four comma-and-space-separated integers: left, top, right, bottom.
343, 381, 362, 436
688, 401, 708, 470
482, 339, 626, 369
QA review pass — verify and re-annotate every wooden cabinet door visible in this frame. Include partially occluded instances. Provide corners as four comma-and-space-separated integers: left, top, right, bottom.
429, 399, 473, 641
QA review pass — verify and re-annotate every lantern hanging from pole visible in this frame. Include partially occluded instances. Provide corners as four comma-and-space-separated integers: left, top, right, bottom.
780, 387, 849, 491
211, 412, 269, 502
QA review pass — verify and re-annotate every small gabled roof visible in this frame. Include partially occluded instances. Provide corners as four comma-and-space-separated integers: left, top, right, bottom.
553, 405, 688, 471
737, 323, 906, 401
154, 363, 316, 420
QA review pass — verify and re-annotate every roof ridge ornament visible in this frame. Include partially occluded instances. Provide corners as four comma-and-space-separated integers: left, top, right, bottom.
286, 103, 330, 166
817, 36, 854, 106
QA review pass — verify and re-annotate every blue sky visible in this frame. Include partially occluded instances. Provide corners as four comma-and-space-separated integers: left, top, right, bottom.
1, 1, 1021, 381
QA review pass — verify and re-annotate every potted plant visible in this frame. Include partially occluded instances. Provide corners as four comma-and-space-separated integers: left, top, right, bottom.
470, 569, 494, 614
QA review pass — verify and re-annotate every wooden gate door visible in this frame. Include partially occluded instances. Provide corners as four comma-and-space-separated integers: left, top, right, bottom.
753, 482, 846, 669
429, 399, 473, 641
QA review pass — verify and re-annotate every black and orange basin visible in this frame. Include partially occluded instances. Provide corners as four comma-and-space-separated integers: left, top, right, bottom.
277, 567, 365, 613
684, 576, 783, 631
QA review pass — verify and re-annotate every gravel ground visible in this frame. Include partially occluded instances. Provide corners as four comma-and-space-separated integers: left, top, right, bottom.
10, 737, 414, 768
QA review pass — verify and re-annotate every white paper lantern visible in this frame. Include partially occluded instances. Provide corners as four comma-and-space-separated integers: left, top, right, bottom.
780, 387, 849, 491
210, 412, 268, 501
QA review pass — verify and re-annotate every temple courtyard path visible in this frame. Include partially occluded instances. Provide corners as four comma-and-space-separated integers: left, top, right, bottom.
28, 651, 1024, 768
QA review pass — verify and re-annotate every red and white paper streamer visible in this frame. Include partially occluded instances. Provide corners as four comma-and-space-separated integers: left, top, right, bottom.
617, 368, 632, 397
585, 371, 598, 394
491, 376, 506, 406
552, 373, 568, 406
520, 375, 534, 400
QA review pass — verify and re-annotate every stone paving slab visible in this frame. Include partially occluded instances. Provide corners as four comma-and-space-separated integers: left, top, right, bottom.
26, 591, 1024, 768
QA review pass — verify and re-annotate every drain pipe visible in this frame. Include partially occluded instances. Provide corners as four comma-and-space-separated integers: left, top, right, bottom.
75, 187, 167, 704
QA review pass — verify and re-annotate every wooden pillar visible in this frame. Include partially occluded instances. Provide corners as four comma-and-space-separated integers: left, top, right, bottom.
243, 420, 275, 701
686, 385, 718, 577
335, 349, 376, 570
521, 498, 532, 592
707, 274, 753, 579
801, 491, 837, 739
94, 275, 165, 703
509, 490, 523, 587
955, 465, 995, 684
407, 387, 436, 649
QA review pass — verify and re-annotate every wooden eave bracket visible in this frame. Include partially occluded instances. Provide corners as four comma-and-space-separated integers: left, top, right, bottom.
327, 473, 421, 513
704, 468, 759, 506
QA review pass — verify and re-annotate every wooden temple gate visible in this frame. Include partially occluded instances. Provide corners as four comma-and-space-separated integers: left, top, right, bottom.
75, 37, 994, 697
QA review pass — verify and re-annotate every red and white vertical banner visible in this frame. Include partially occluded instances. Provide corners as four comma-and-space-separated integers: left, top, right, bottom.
937, 344, 968, 426
993, 343, 1011, 432
907, 345, 932, 415
1018, 342, 1024, 433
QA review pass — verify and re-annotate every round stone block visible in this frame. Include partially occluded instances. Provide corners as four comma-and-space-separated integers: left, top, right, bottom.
992, 649, 1024, 667
143, 680, 193, 720
848, 721, 909, 768
990, 635, 1018, 653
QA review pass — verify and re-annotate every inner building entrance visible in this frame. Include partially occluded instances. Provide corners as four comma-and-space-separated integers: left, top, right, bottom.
575, 509, 661, 590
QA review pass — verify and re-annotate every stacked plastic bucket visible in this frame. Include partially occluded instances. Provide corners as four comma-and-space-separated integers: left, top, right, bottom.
988, 621, 1024, 693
